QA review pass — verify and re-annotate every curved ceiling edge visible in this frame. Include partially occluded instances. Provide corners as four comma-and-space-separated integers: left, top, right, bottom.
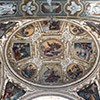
4, 18, 100, 89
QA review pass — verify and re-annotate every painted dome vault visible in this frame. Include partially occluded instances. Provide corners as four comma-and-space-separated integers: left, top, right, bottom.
4, 19, 100, 88
0, 0, 100, 100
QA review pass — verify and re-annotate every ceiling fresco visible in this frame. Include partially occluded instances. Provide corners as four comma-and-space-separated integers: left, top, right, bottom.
0, 18, 99, 100
4, 19, 99, 87
0, 0, 100, 100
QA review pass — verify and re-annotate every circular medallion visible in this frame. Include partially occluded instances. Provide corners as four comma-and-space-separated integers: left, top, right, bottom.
40, 39, 63, 58
66, 64, 83, 80
21, 63, 37, 78
16, 24, 35, 37
69, 24, 86, 36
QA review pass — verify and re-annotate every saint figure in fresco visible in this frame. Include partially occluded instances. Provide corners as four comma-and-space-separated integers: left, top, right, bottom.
3, 82, 26, 100
12, 43, 30, 61
77, 82, 100, 100
22, 64, 37, 78
44, 67, 60, 83
75, 43, 93, 61
41, 40, 62, 57
67, 64, 83, 79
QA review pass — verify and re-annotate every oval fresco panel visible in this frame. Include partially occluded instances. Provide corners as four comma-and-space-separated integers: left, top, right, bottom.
40, 39, 63, 57
5, 19, 99, 88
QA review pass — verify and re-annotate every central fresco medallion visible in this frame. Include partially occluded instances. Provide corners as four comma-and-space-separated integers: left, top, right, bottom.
40, 39, 63, 57
5, 19, 99, 88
